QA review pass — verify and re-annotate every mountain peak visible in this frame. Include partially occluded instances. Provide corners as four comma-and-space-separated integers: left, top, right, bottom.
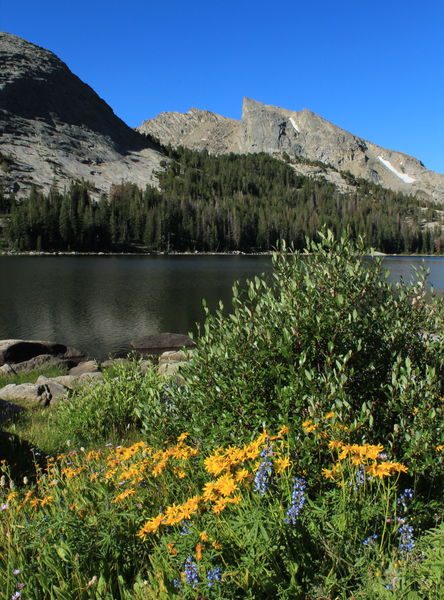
0, 32, 165, 196
140, 98, 444, 202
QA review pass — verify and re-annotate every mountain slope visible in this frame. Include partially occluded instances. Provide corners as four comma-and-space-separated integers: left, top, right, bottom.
139, 97, 444, 203
0, 32, 165, 196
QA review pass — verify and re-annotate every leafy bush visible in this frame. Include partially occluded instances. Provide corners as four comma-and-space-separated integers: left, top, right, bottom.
163, 231, 443, 480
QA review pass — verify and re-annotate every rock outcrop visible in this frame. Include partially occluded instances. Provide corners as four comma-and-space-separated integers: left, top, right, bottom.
0, 32, 166, 197
0, 339, 83, 367
139, 108, 240, 155
139, 97, 444, 203
130, 332, 196, 355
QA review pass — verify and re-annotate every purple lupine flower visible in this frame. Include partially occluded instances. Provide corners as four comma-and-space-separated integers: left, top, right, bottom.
207, 566, 222, 587
351, 466, 365, 490
284, 477, 306, 525
253, 439, 273, 495
180, 520, 192, 535
399, 522, 415, 554
184, 556, 199, 588
363, 533, 378, 546
397, 488, 414, 511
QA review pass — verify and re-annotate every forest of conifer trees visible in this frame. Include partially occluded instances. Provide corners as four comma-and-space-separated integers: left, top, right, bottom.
1, 149, 442, 253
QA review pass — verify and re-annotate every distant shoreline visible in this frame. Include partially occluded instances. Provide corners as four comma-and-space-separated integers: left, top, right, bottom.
2, 250, 444, 258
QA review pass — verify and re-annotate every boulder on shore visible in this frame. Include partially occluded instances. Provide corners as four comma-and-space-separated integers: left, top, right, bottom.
69, 360, 100, 376
0, 339, 84, 367
0, 383, 41, 403
0, 380, 70, 406
1, 354, 70, 374
130, 333, 196, 355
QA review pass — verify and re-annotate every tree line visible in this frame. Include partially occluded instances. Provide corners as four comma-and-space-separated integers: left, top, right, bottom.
1, 148, 442, 253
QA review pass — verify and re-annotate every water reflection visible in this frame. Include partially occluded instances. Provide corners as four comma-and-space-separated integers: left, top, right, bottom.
1, 255, 443, 359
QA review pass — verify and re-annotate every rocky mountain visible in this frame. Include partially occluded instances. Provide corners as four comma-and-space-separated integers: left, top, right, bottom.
139, 97, 444, 203
2, 31, 444, 205
0, 32, 165, 197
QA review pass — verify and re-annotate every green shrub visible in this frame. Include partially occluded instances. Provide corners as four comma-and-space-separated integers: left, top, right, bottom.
161, 231, 443, 479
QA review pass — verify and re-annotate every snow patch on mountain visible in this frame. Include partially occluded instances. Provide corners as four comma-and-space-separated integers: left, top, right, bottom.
377, 156, 416, 184
289, 117, 300, 133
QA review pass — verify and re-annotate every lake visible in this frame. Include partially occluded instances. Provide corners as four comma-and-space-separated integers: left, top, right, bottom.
1, 255, 443, 359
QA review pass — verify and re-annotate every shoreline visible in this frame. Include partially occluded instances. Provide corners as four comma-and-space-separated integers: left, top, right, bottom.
1, 250, 444, 258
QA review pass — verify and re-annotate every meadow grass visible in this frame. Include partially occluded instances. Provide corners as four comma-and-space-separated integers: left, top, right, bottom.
0, 364, 68, 389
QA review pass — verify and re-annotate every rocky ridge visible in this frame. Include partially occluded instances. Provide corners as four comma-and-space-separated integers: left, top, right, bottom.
2, 31, 444, 203
139, 98, 444, 203
0, 32, 166, 197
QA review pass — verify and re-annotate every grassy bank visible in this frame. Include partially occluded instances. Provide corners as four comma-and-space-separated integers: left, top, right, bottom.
1, 231, 443, 599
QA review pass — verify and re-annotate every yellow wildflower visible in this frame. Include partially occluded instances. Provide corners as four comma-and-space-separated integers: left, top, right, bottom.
324, 411, 335, 419
6, 491, 18, 503
195, 542, 203, 561
204, 452, 231, 476
212, 541, 222, 550
436, 445, 444, 452
235, 468, 250, 481
202, 481, 219, 503
86, 450, 102, 462
199, 531, 209, 541
367, 460, 407, 479
275, 457, 290, 472
328, 440, 344, 450
112, 488, 136, 503
137, 514, 165, 538
167, 542, 177, 555
302, 420, 317, 433
177, 432, 190, 442
214, 474, 237, 497
30, 496, 53, 508
212, 495, 241, 514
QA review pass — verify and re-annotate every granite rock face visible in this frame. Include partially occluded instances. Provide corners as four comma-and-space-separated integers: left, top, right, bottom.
140, 97, 444, 203
139, 108, 240, 155
0, 32, 166, 197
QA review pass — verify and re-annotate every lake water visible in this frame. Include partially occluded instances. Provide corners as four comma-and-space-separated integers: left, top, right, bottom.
1, 255, 443, 359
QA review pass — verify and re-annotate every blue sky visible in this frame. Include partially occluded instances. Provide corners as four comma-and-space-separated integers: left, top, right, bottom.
3, 0, 444, 173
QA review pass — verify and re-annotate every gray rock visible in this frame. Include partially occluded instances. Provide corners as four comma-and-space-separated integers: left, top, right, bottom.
139, 107, 240, 155
43, 374, 79, 389
0, 383, 40, 403
0, 364, 15, 375
159, 350, 190, 364
69, 360, 100, 376
35, 377, 69, 406
0, 32, 165, 198
100, 358, 130, 369
158, 361, 185, 376
0, 339, 83, 367
131, 333, 196, 355
78, 372, 103, 384
140, 360, 153, 373
5, 354, 69, 374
